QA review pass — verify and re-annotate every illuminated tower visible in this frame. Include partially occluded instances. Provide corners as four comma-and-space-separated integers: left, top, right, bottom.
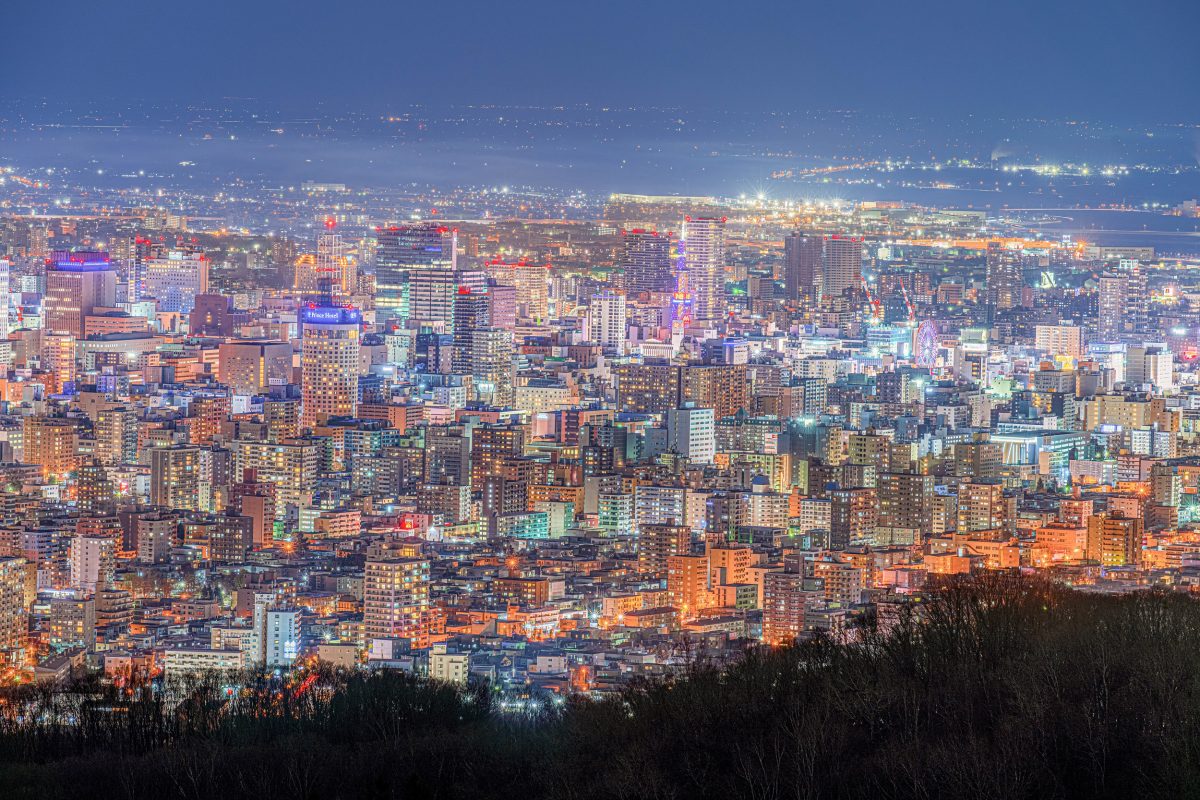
783, 232, 822, 302
300, 303, 362, 429
985, 241, 1022, 313
144, 245, 209, 313
314, 217, 355, 299
682, 216, 726, 322
44, 250, 117, 338
821, 236, 863, 301
374, 223, 458, 315
621, 229, 673, 295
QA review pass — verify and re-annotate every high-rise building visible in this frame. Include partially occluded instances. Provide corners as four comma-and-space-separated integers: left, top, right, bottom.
48, 592, 96, 651
144, 246, 209, 313
44, 250, 117, 338
94, 406, 138, 465
589, 291, 627, 351
820, 235, 863, 301
985, 241, 1023, 312
666, 406, 716, 465
69, 535, 115, 593
0, 557, 27, 664
23, 416, 80, 480
484, 259, 550, 322
374, 223, 458, 314
218, 340, 294, 395
316, 218, 355, 298
300, 304, 362, 429
682, 217, 726, 322
409, 268, 485, 332
762, 571, 808, 646
783, 233, 822, 301
621, 229, 673, 295
150, 445, 201, 511
363, 557, 430, 645
637, 523, 690, 574
1097, 273, 1125, 342
232, 439, 319, 515
0, 257, 9, 340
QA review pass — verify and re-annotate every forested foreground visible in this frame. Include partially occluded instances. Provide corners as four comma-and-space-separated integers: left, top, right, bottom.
5, 574, 1200, 800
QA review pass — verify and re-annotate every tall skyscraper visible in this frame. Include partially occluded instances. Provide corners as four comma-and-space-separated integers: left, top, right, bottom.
300, 304, 362, 428
1097, 273, 1125, 341
409, 268, 485, 332
783, 232, 822, 302
821, 236, 863, 301
621, 229, 673, 295
985, 241, 1022, 313
315, 217, 354, 298
484, 259, 550, 322
374, 223, 458, 314
0, 258, 10, 340
682, 216, 726, 322
44, 250, 117, 338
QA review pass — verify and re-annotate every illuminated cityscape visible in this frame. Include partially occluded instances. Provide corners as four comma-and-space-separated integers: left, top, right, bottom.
3, 1, 1200, 798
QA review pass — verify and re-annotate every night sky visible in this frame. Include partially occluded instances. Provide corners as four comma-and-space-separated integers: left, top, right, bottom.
7, 0, 1200, 119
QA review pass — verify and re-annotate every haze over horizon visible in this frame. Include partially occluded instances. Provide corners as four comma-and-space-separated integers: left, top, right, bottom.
7, 0, 1200, 122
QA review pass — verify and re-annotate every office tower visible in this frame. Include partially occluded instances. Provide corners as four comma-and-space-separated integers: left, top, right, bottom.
0, 557, 27, 662
621, 229, 673, 295
762, 571, 808, 646
783, 232, 822, 301
374, 223, 458, 314
409, 268, 486, 332
94, 406, 138, 465
150, 445, 201, 510
44, 250, 117, 337
144, 246, 209, 313
682, 216, 726, 322
985, 241, 1022, 312
364, 557, 430, 644
300, 304, 362, 429
1126, 346, 1174, 390
451, 286, 492, 374
232, 439, 319, 515
23, 416, 80, 480
485, 259, 551, 322
821, 235, 863, 300
218, 340, 294, 395
637, 523, 690, 574
589, 291, 627, 351
69, 535, 115, 593
48, 592, 96, 651
666, 406, 716, 465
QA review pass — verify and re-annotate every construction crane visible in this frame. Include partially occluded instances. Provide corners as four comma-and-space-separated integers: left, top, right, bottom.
861, 278, 882, 323
898, 282, 917, 322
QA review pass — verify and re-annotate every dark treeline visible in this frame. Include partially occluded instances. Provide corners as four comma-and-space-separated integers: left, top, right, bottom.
4, 573, 1200, 800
